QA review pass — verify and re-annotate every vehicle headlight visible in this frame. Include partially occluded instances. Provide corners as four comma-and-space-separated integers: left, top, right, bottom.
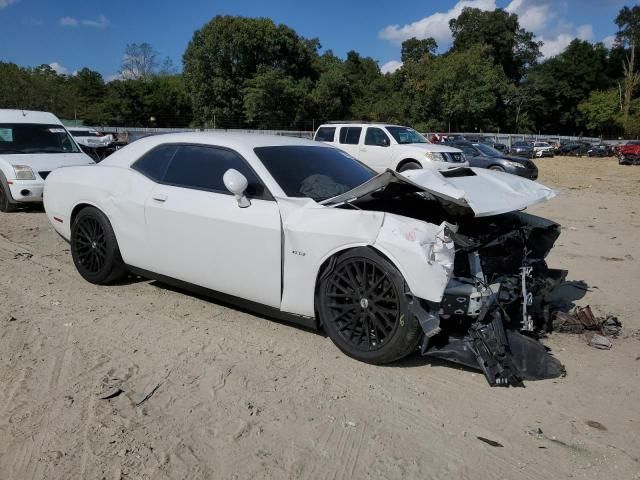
425, 151, 446, 162
12, 165, 36, 180
503, 160, 525, 169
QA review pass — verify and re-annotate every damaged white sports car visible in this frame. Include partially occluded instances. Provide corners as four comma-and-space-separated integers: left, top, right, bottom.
44, 133, 566, 386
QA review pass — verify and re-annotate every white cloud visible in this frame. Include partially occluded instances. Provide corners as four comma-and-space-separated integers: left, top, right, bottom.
49, 62, 69, 75
381, 60, 403, 74
379, 0, 497, 46
0, 0, 18, 10
576, 24, 594, 41
505, 0, 553, 33
105, 73, 123, 83
60, 14, 109, 28
81, 14, 110, 28
602, 35, 616, 48
59, 16, 78, 26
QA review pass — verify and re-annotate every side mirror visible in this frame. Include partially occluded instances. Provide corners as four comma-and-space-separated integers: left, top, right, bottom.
223, 169, 251, 208
381, 137, 390, 147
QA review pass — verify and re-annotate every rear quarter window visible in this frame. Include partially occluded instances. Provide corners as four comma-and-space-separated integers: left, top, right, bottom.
315, 127, 336, 142
131, 144, 178, 182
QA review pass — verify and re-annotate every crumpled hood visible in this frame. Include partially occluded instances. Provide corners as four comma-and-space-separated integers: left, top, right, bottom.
3, 152, 94, 172
322, 167, 556, 217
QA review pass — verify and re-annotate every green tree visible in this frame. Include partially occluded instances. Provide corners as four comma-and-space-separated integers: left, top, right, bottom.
449, 7, 540, 81
310, 52, 353, 123
183, 16, 319, 127
578, 89, 622, 135
614, 5, 640, 135
401, 37, 438, 63
524, 40, 611, 134
403, 45, 508, 131
243, 67, 312, 129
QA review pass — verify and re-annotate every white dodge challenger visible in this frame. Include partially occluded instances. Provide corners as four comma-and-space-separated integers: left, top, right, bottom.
44, 133, 566, 386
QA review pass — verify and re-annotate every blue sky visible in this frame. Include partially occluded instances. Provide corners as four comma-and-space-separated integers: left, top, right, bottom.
0, 0, 635, 79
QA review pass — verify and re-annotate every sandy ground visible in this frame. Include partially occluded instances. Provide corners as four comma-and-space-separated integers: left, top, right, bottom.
1, 156, 639, 480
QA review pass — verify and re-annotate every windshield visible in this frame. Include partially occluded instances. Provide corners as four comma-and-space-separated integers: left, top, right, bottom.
475, 143, 502, 157
254, 146, 376, 202
385, 126, 428, 144
0, 123, 80, 154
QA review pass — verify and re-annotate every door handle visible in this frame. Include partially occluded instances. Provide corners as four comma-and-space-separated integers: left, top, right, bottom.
360, 147, 367, 152
152, 193, 168, 202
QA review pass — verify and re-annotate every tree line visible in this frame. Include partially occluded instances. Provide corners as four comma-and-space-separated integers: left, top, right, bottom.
1, 6, 639, 137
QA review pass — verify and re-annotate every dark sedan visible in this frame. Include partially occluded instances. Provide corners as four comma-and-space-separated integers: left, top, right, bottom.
447, 141, 538, 179
510, 141, 534, 157
587, 144, 613, 157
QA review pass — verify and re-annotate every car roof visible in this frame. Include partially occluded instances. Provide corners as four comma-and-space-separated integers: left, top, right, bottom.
100, 132, 326, 167
319, 123, 406, 129
0, 109, 63, 125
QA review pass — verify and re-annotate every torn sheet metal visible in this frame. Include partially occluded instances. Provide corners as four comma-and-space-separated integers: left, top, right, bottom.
322, 168, 557, 217
373, 214, 455, 303
424, 310, 566, 386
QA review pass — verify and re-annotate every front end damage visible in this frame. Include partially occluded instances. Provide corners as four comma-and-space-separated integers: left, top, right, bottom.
324, 169, 567, 386
422, 212, 567, 386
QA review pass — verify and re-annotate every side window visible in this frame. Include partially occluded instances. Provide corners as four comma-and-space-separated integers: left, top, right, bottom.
457, 144, 477, 156
365, 127, 389, 146
315, 127, 336, 142
163, 145, 268, 198
339, 127, 362, 145
132, 144, 178, 182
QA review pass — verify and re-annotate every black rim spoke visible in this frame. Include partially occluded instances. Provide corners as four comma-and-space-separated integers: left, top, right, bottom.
324, 258, 400, 352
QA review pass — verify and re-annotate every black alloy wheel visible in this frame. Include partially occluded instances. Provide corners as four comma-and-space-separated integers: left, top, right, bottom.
71, 207, 127, 284
318, 248, 421, 364
74, 216, 108, 274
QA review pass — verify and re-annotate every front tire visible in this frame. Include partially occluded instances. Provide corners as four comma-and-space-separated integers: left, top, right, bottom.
317, 248, 422, 364
397, 161, 422, 172
70, 207, 127, 284
489, 165, 505, 172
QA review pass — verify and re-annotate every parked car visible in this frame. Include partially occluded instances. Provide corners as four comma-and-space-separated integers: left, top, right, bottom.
43, 132, 565, 386
314, 123, 467, 171
68, 127, 116, 162
587, 144, 613, 157
532, 142, 554, 158
446, 141, 538, 179
467, 136, 508, 153
614, 141, 640, 165
0, 109, 94, 212
558, 141, 590, 156
510, 141, 534, 157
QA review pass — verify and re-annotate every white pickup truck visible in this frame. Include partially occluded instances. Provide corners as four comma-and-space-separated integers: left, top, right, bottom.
0, 110, 94, 212
314, 122, 467, 172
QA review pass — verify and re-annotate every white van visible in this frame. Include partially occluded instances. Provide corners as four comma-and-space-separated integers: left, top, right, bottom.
0, 110, 94, 212
314, 122, 467, 172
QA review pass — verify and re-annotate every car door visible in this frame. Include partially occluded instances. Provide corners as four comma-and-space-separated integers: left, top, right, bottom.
141, 144, 282, 309
359, 127, 392, 171
336, 126, 362, 159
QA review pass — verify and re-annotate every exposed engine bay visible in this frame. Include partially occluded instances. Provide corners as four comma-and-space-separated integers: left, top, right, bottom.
342, 184, 567, 386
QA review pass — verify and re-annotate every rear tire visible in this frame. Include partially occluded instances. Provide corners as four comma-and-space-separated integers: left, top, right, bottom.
70, 207, 127, 284
317, 248, 422, 364
0, 177, 17, 212
397, 161, 422, 172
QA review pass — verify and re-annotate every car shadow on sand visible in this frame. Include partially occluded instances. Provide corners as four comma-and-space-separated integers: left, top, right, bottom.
129, 276, 591, 372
